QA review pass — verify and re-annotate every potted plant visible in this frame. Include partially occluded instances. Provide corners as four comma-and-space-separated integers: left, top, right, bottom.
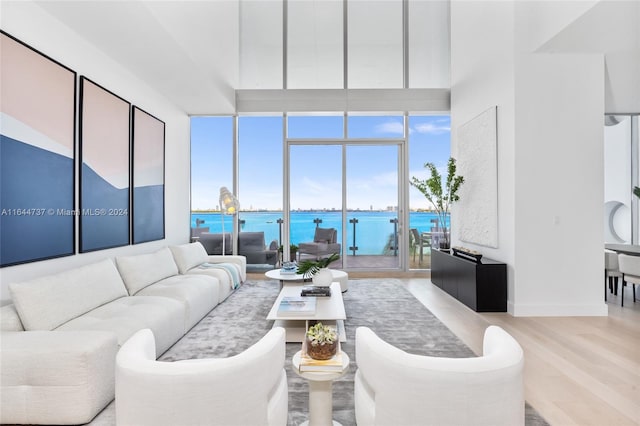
278, 243, 298, 259
410, 157, 464, 250
296, 253, 340, 286
305, 322, 338, 360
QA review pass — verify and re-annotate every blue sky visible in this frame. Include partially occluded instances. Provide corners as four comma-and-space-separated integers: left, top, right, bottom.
191, 115, 450, 211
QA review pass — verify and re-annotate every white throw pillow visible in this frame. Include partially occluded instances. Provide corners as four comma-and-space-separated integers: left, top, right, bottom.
0, 304, 24, 331
116, 248, 179, 295
169, 242, 208, 274
9, 259, 128, 331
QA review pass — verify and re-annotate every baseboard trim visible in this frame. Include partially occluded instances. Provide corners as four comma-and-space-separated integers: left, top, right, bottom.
511, 302, 609, 317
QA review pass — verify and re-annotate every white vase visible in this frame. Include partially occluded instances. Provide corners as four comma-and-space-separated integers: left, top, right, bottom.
312, 268, 333, 287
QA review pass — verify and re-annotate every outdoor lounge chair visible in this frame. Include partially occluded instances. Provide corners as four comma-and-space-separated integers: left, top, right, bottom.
238, 232, 278, 266
298, 227, 341, 259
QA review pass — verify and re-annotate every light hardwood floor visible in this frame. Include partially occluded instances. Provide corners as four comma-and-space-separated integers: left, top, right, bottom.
255, 271, 639, 425
405, 277, 640, 426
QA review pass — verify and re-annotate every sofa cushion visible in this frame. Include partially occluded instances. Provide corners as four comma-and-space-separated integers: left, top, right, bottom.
1, 304, 24, 331
135, 274, 219, 331
0, 330, 118, 425
56, 295, 184, 356
116, 248, 179, 295
9, 259, 128, 331
169, 242, 208, 274
187, 262, 243, 301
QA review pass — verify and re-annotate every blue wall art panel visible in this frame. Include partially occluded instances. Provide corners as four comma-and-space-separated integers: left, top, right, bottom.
0, 31, 76, 266
79, 77, 131, 252
132, 107, 165, 244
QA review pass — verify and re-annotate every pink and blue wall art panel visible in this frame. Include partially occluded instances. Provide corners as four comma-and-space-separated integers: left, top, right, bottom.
0, 31, 76, 267
79, 77, 131, 252
132, 107, 165, 244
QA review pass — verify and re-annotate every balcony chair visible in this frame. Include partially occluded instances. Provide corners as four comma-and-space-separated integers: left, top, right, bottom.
238, 231, 278, 266
410, 228, 431, 263
354, 325, 524, 426
298, 227, 341, 260
197, 232, 232, 255
115, 327, 288, 426
190, 226, 209, 242
618, 253, 639, 307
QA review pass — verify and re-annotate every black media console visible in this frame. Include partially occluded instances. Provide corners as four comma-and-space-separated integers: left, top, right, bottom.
431, 248, 507, 312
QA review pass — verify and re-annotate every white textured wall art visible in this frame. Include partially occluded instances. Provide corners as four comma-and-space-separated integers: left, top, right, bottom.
457, 106, 498, 248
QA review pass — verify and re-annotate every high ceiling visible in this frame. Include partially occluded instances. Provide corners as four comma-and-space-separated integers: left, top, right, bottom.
30, 0, 452, 115
23, 0, 639, 115
35, 1, 240, 114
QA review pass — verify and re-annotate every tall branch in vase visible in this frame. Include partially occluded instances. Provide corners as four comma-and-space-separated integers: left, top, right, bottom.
410, 157, 464, 249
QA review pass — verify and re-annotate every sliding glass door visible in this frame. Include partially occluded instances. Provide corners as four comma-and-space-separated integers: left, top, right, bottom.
289, 144, 344, 269
288, 142, 400, 270
344, 144, 400, 269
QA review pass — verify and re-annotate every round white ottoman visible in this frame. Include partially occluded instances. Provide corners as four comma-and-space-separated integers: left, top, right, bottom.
330, 269, 349, 293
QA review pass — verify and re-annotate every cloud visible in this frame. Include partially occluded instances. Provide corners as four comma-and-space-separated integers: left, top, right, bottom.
413, 122, 451, 135
374, 121, 404, 135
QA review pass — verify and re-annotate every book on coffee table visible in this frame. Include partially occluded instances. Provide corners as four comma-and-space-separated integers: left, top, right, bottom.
277, 296, 316, 316
300, 286, 331, 297
299, 339, 344, 372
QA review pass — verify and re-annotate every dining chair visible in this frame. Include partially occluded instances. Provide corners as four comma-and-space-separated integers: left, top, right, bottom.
604, 249, 622, 301
618, 254, 639, 307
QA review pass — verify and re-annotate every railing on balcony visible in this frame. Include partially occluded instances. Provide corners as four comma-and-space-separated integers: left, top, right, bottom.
190, 211, 448, 269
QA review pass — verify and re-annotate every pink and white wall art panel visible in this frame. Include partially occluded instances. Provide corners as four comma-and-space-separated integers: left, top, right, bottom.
79, 77, 131, 252
132, 106, 165, 244
0, 31, 76, 266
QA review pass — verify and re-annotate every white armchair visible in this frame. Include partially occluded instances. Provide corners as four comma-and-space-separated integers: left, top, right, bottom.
354, 326, 524, 426
115, 327, 288, 426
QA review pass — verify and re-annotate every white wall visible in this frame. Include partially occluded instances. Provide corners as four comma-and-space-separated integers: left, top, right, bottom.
517, 0, 640, 114
0, 2, 191, 302
452, 0, 608, 316
450, 0, 517, 309
605, 51, 640, 114
513, 53, 606, 316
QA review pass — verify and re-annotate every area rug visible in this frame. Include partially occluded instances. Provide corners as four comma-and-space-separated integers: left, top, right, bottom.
89, 279, 548, 426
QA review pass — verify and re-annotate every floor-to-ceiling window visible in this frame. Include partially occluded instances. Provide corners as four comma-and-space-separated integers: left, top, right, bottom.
191, 113, 450, 271
192, 0, 451, 270
190, 116, 234, 240
237, 116, 283, 258
286, 114, 405, 270
408, 115, 451, 269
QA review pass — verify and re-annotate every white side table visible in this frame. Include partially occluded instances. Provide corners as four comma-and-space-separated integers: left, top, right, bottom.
292, 350, 350, 426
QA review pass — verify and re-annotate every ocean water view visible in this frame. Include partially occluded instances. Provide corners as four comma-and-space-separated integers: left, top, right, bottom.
191, 211, 449, 255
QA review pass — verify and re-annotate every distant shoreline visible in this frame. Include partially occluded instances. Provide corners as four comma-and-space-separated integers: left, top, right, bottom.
191, 209, 437, 213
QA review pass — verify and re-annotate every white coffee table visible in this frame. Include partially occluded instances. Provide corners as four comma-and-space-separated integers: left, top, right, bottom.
292, 350, 350, 426
265, 269, 307, 283
266, 282, 346, 342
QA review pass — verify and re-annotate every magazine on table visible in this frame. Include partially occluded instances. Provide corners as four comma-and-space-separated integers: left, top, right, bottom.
277, 296, 316, 316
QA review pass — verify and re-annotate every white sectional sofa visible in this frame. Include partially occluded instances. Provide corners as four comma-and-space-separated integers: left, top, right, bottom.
0, 242, 246, 425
